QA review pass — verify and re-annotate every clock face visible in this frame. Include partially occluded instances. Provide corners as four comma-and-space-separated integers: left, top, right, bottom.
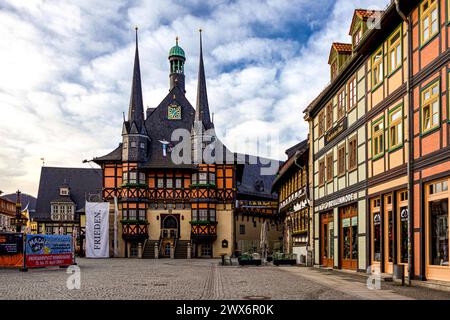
168, 105, 181, 120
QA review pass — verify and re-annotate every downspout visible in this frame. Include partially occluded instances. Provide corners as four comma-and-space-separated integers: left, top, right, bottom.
395, 0, 413, 286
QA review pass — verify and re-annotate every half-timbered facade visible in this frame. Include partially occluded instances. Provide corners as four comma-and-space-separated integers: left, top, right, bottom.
0, 197, 15, 232
304, 0, 450, 284
93, 30, 280, 259
272, 140, 311, 264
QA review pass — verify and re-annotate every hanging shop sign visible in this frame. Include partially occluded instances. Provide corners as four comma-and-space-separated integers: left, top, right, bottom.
0, 233, 24, 267
85, 201, 110, 258
317, 193, 357, 211
325, 118, 348, 145
279, 188, 306, 210
293, 199, 310, 212
25, 234, 73, 268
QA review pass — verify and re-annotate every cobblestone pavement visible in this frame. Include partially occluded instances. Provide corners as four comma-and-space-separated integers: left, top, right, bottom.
0, 258, 449, 300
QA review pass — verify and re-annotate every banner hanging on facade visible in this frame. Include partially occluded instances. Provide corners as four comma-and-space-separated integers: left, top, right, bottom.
85, 201, 110, 258
25, 234, 73, 268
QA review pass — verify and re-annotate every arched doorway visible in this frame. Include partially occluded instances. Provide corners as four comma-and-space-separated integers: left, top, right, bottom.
162, 215, 179, 239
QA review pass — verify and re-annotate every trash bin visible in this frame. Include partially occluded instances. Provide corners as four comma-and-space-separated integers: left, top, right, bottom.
393, 264, 405, 286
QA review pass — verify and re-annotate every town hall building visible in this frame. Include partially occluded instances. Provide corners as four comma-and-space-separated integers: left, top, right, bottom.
92, 29, 281, 259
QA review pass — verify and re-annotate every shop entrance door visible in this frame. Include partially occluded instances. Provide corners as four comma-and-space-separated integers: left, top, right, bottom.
340, 204, 358, 270
320, 212, 334, 267
384, 194, 394, 274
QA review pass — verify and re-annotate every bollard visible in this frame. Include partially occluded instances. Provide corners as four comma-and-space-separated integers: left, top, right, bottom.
138, 243, 142, 259
154, 243, 159, 259
187, 242, 191, 259
170, 244, 174, 259
393, 264, 405, 286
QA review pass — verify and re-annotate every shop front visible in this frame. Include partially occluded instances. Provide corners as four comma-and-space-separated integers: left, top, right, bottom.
368, 189, 408, 274
424, 178, 449, 281
316, 192, 364, 271
320, 211, 334, 267
339, 204, 358, 270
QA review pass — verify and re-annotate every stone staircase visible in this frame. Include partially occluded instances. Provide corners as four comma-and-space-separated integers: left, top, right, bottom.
142, 240, 159, 259
174, 240, 189, 259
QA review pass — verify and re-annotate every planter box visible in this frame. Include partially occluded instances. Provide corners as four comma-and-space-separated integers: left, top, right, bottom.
238, 259, 262, 266
273, 259, 296, 266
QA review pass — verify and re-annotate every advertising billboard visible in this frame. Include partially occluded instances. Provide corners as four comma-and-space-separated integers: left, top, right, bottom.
0, 233, 24, 267
25, 234, 73, 268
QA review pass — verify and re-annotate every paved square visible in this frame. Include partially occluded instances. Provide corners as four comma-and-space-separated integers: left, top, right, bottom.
0, 258, 449, 300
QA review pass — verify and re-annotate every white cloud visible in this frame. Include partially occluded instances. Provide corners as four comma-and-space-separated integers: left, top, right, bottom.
0, 0, 389, 195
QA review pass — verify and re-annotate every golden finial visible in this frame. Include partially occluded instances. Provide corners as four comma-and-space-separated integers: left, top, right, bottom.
176, 36, 179, 46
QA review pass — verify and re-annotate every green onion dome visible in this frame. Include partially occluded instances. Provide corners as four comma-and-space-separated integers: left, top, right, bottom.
169, 37, 185, 59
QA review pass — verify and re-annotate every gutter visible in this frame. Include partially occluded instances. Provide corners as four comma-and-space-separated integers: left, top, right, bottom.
395, 0, 413, 286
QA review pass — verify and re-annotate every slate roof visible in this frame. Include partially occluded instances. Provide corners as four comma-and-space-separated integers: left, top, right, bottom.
34, 167, 102, 222
236, 154, 281, 200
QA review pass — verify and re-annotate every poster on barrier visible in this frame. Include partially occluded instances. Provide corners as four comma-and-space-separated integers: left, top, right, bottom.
25, 234, 73, 268
0, 233, 24, 267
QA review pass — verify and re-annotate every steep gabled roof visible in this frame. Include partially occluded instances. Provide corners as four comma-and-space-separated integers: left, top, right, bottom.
328, 42, 352, 64
349, 9, 384, 35
271, 140, 309, 192
34, 167, 102, 221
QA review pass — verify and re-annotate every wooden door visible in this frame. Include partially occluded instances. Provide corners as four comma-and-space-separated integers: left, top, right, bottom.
384, 193, 394, 274
320, 212, 334, 267
340, 204, 358, 270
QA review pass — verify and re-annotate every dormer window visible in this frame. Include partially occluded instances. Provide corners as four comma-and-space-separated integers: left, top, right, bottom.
353, 27, 362, 47
139, 142, 145, 149
60, 188, 69, 196
331, 61, 337, 80
130, 141, 137, 148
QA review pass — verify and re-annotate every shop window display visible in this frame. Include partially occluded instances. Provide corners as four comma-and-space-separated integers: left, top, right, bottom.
430, 199, 449, 266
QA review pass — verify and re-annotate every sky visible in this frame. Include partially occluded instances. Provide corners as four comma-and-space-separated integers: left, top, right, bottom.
0, 0, 389, 196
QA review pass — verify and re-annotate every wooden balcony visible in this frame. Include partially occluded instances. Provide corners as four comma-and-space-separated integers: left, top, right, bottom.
121, 223, 149, 240
190, 222, 218, 240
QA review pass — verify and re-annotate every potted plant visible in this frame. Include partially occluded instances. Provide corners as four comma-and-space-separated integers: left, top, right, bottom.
273, 252, 297, 266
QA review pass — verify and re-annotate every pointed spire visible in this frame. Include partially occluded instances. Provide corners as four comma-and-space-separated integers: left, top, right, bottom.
128, 26, 145, 131
195, 29, 213, 130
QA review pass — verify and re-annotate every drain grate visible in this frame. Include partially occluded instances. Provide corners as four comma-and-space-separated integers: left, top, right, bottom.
153, 283, 168, 287
243, 296, 271, 300
133, 283, 148, 287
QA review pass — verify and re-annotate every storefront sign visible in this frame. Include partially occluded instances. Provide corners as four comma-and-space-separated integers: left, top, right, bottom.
325, 118, 348, 145
85, 201, 110, 258
236, 200, 278, 209
25, 234, 73, 268
317, 193, 356, 211
0, 233, 24, 267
